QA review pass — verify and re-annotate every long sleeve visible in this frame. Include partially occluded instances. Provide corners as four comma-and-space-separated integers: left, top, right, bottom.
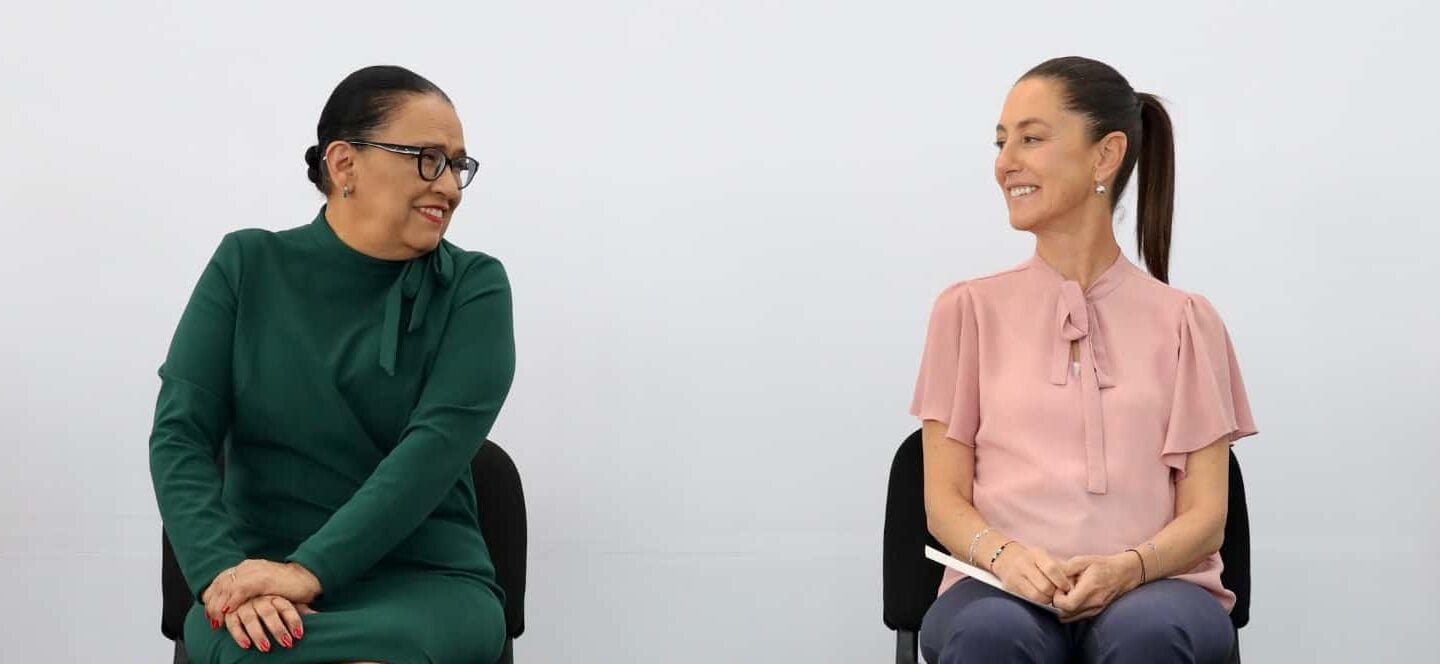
286, 257, 516, 595
149, 234, 246, 599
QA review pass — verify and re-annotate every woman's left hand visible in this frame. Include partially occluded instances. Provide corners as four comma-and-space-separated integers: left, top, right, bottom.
1051, 553, 1143, 623
202, 560, 322, 626
222, 594, 315, 652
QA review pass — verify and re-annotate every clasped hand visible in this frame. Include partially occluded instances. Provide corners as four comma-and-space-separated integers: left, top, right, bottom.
201, 560, 323, 650
991, 544, 1142, 623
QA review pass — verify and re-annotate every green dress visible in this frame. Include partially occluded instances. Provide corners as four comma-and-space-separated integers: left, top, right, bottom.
150, 208, 514, 664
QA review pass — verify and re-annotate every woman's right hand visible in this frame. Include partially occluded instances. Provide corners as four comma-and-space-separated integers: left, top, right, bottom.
991, 542, 1075, 606
222, 594, 316, 653
203, 559, 323, 624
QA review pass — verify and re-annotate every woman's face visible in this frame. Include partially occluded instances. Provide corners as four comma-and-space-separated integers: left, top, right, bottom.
334, 93, 467, 257
993, 77, 1112, 233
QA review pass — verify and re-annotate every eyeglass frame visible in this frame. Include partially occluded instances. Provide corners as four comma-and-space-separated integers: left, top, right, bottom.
339, 139, 480, 189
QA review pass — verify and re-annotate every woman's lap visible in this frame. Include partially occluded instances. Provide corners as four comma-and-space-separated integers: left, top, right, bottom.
184, 570, 505, 664
919, 578, 1233, 664
1082, 580, 1234, 663
919, 578, 1068, 664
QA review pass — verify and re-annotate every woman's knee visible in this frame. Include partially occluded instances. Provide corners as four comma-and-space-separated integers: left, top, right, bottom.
1096, 610, 1188, 652
921, 591, 1064, 663
1089, 581, 1234, 663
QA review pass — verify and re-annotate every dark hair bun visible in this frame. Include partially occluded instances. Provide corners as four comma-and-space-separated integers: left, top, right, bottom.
304, 144, 322, 185
307, 66, 450, 194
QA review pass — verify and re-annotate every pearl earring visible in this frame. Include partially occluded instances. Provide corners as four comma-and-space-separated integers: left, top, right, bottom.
342, 185, 351, 198
1094, 182, 1107, 195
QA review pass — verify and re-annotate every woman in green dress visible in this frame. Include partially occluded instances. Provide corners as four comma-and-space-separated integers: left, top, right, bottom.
149, 65, 513, 664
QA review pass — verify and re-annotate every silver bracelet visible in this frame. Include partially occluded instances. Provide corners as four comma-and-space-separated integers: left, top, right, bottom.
968, 527, 992, 565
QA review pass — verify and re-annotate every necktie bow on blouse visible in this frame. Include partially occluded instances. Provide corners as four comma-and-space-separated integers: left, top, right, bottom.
1050, 281, 1116, 494
378, 244, 454, 375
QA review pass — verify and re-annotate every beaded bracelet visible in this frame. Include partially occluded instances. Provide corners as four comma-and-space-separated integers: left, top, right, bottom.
990, 540, 1017, 569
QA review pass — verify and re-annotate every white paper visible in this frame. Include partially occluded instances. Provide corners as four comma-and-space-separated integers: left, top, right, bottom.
924, 545, 1060, 614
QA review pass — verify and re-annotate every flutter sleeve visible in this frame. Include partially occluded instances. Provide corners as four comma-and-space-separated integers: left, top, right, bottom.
910, 283, 981, 446
1161, 294, 1258, 477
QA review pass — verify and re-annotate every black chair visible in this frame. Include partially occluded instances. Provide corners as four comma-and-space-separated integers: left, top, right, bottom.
161, 439, 528, 664
882, 429, 1250, 664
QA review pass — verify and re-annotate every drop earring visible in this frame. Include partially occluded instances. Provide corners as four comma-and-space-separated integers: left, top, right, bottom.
342, 185, 351, 199
1094, 182, 1107, 195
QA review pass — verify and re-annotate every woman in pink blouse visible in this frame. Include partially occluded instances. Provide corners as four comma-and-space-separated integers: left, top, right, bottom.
912, 56, 1257, 664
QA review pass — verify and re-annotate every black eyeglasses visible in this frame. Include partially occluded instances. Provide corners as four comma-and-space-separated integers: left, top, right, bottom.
345, 140, 479, 189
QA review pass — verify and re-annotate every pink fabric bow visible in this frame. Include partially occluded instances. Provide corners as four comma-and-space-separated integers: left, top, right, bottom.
1050, 281, 1116, 494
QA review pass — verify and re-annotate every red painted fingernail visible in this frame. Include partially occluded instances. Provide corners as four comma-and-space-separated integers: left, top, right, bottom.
210, 618, 219, 630
281, 635, 293, 648
293, 626, 303, 639
240, 639, 251, 649
222, 605, 231, 614
259, 640, 270, 653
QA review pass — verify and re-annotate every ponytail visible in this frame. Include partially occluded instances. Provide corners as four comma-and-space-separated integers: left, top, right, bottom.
1022, 58, 1179, 283
1135, 93, 1175, 283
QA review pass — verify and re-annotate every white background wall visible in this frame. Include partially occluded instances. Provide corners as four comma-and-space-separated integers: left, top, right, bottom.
2, 1, 1436, 661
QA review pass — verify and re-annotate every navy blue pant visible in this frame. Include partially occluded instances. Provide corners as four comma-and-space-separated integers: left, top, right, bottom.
919, 578, 1235, 664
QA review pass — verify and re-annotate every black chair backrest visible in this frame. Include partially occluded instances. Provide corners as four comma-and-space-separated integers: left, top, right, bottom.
881, 430, 944, 633
161, 439, 527, 642
473, 440, 528, 639
882, 428, 1251, 632
1220, 451, 1250, 628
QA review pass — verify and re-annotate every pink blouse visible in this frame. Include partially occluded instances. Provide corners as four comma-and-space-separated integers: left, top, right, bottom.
911, 253, 1257, 610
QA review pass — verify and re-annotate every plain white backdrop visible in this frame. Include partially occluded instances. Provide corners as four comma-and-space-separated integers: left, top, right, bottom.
2, 1, 1436, 661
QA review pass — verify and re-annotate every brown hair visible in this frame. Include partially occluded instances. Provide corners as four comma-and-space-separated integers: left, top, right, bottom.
1023, 57, 1176, 283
